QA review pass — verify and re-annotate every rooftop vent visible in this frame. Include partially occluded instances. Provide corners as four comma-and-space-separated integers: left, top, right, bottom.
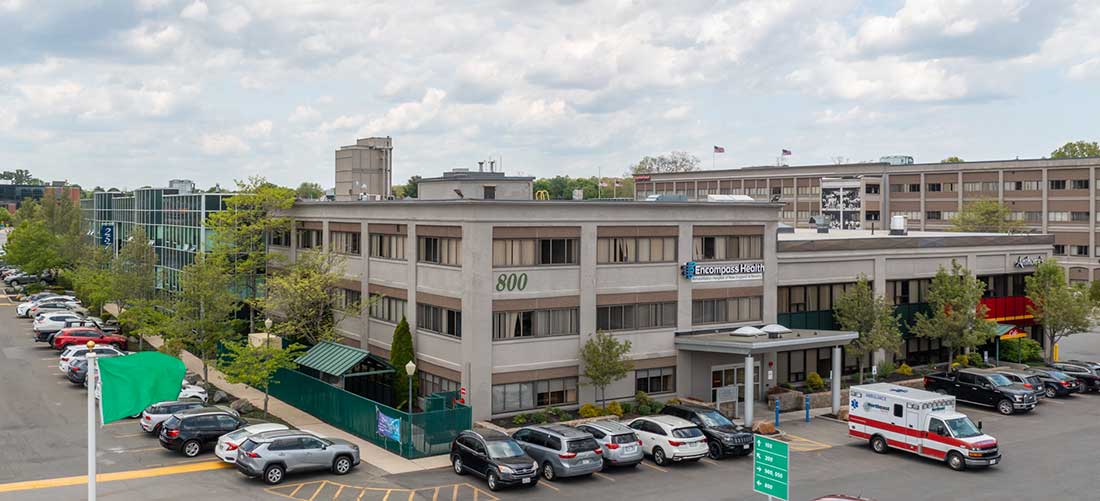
730, 326, 765, 337
810, 215, 829, 234
890, 215, 908, 236
760, 324, 792, 339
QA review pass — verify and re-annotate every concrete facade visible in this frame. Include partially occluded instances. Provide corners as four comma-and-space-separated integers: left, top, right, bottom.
335, 137, 393, 201
417, 169, 534, 201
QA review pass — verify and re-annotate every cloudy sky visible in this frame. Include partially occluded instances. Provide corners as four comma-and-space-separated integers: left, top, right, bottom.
1, 0, 1098, 190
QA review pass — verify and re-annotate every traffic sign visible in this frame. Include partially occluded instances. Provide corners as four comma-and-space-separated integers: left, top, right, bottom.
753, 434, 789, 500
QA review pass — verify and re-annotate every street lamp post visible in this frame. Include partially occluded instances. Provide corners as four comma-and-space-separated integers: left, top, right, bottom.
264, 318, 273, 345
405, 361, 416, 415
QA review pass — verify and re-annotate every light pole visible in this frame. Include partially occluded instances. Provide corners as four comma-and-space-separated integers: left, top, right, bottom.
264, 318, 273, 345
404, 361, 416, 415
86, 340, 97, 501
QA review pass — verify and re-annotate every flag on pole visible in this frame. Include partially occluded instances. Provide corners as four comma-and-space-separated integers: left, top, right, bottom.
781, 149, 792, 156
97, 351, 186, 424
714, 146, 725, 153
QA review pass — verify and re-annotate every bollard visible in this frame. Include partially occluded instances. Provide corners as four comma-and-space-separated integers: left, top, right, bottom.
805, 395, 811, 423
774, 402, 780, 428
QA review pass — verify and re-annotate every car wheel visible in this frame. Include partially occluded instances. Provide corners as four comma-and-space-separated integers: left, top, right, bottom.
997, 399, 1014, 415
263, 464, 285, 485
486, 471, 500, 491
947, 451, 966, 471
452, 455, 465, 475
1045, 386, 1057, 398
708, 442, 722, 460
152, 423, 162, 435
542, 462, 556, 481
182, 440, 201, 457
332, 456, 352, 475
870, 435, 888, 454
652, 447, 668, 466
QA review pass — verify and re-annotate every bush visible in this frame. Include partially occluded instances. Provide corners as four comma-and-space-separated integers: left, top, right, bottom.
967, 352, 985, 368
606, 400, 624, 417
896, 363, 913, 377
546, 406, 571, 420
636, 404, 652, 416
877, 361, 896, 378
578, 404, 604, 419
529, 411, 548, 424
953, 354, 970, 368
512, 414, 528, 426
619, 401, 635, 415
666, 397, 681, 405
650, 400, 665, 413
634, 391, 654, 408
1000, 338, 1044, 363
805, 372, 825, 392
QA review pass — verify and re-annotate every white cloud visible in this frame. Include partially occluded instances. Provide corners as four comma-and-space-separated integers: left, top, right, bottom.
361, 88, 446, 136
243, 120, 272, 138
18, 81, 113, 118
288, 105, 321, 123
123, 24, 183, 54
814, 106, 887, 124
320, 115, 366, 133
218, 5, 252, 33
200, 133, 250, 155
180, 0, 208, 20
1, 0, 24, 12
239, 75, 268, 90
662, 105, 691, 120
0, 108, 17, 130
788, 57, 970, 102
854, 0, 1031, 54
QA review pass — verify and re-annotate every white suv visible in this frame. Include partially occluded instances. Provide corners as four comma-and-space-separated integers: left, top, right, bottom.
625, 415, 708, 466
58, 345, 126, 373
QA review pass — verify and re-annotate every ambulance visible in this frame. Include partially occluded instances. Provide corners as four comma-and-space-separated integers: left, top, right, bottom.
848, 383, 1001, 471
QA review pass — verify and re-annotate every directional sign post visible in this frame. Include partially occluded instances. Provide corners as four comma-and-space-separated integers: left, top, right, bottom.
753, 434, 790, 501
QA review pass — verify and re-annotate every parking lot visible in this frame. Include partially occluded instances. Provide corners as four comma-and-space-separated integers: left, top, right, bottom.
5, 293, 1100, 500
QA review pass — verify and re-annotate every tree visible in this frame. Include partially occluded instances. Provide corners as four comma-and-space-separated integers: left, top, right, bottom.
1026, 260, 1094, 361
0, 169, 37, 184
394, 176, 421, 199
295, 182, 325, 200
207, 176, 295, 332
69, 246, 114, 315
1089, 280, 1100, 307
950, 199, 1025, 233
1050, 140, 1100, 159
834, 276, 902, 383
219, 340, 305, 416
941, 156, 964, 163
2, 220, 62, 274
630, 151, 701, 174
261, 251, 359, 346
4, 196, 86, 271
580, 331, 634, 409
911, 260, 998, 363
166, 253, 239, 391
390, 316, 417, 410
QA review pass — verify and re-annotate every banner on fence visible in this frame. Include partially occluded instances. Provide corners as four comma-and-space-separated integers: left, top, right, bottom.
376, 408, 401, 442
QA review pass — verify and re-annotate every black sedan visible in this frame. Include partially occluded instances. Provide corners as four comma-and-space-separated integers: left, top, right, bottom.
1026, 368, 1081, 397
1049, 362, 1100, 392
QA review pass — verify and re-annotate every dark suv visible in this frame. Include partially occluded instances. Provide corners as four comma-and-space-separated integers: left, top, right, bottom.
661, 403, 753, 459
1026, 368, 1081, 397
159, 406, 246, 457
451, 429, 539, 491
1048, 362, 1100, 392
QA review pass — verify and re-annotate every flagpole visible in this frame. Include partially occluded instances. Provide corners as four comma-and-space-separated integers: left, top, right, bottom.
87, 346, 98, 501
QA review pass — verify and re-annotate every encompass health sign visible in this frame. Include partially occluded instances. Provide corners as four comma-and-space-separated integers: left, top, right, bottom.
680, 261, 764, 282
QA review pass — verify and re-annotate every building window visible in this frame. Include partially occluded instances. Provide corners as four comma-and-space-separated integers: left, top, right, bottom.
963, 182, 997, 192
890, 211, 922, 220
865, 211, 880, 221
782, 186, 795, 196
1071, 179, 1089, 190
419, 372, 460, 398
925, 211, 942, 221
1072, 245, 1090, 256
493, 238, 579, 266
1004, 180, 1041, 191
635, 367, 675, 394
780, 351, 806, 383
296, 228, 322, 249
483, 186, 496, 200
692, 296, 762, 325
368, 295, 406, 323
1009, 211, 1043, 223
491, 377, 578, 414
1053, 244, 1066, 255
419, 236, 461, 266
691, 235, 763, 261
886, 279, 932, 305
417, 303, 462, 338
777, 283, 855, 313
369, 234, 406, 260
941, 211, 958, 221
1072, 211, 1090, 222
1049, 180, 1067, 190
493, 308, 579, 340
926, 183, 941, 192
797, 186, 820, 196
331, 231, 361, 255
334, 288, 361, 310
597, 302, 676, 331
269, 230, 290, 247
538, 238, 579, 265
865, 184, 880, 195
1047, 212, 1070, 222
596, 237, 676, 264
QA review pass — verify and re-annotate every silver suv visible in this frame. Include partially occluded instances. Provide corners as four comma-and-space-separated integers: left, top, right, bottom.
512, 424, 602, 481
575, 421, 644, 467
234, 430, 361, 485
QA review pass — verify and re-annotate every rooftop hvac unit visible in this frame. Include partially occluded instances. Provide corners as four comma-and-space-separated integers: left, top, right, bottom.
890, 215, 908, 236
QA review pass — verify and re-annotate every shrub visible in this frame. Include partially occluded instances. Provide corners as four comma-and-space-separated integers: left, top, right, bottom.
780, 382, 795, 390
606, 400, 624, 417
953, 354, 970, 368
805, 372, 825, 392
619, 401, 635, 415
634, 391, 654, 408
529, 411, 548, 424
636, 404, 652, 416
666, 397, 681, 405
766, 385, 788, 396
877, 361, 896, 378
546, 406, 570, 420
896, 363, 914, 377
512, 414, 528, 426
650, 400, 665, 413
1000, 338, 1044, 364
967, 352, 985, 368
578, 404, 603, 419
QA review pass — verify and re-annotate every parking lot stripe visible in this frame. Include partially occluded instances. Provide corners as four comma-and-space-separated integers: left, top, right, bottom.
640, 461, 669, 473
113, 432, 145, 438
451, 483, 459, 500
701, 458, 720, 466
333, 484, 344, 499
593, 471, 616, 482
290, 483, 307, 498
536, 480, 560, 492
0, 460, 231, 493
306, 482, 325, 501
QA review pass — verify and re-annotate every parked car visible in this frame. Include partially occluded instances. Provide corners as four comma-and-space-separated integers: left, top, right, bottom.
1048, 362, 1100, 392
66, 351, 127, 384
159, 406, 247, 457
32, 312, 85, 339
511, 424, 602, 480
661, 402, 753, 459
85, 316, 120, 334
17, 294, 77, 317
215, 423, 290, 463
1063, 359, 1100, 372
1025, 368, 1082, 397
994, 369, 1045, 401
625, 415, 707, 466
234, 429, 360, 485
52, 327, 127, 351
6, 272, 41, 285
575, 421, 644, 467
140, 400, 208, 434
451, 429, 539, 491
179, 383, 208, 402
58, 345, 126, 373
923, 369, 1037, 415
30, 301, 85, 318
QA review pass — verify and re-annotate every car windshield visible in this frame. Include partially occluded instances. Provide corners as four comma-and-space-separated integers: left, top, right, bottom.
988, 374, 1012, 387
1050, 371, 1074, 381
226, 429, 250, 440
239, 439, 259, 453
163, 416, 181, 429
566, 438, 599, 453
486, 439, 525, 459
698, 410, 735, 428
671, 427, 704, 439
611, 433, 638, 444
944, 417, 982, 438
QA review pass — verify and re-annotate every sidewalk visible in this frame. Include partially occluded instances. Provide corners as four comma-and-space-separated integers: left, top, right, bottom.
144, 335, 450, 475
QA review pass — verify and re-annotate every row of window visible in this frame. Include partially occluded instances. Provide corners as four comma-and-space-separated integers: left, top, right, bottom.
1047, 211, 1092, 222
492, 308, 579, 340
777, 283, 858, 314
692, 235, 763, 261
888, 179, 1090, 194
368, 295, 407, 323
1052, 244, 1090, 257
417, 303, 462, 338
334, 288, 361, 310
924, 211, 958, 221
370, 234, 407, 260
331, 231, 361, 255
419, 372, 460, 398
492, 238, 580, 267
597, 302, 677, 331
691, 296, 763, 324
596, 237, 677, 264
489, 367, 677, 414
419, 237, 461, 266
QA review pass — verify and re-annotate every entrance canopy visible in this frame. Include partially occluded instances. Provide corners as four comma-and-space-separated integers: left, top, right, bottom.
675, 325, 858, 355
996, 324, 1027, 341
296, 341, 395, 378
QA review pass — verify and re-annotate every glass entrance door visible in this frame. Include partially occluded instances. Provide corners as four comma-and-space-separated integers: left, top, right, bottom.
711, 363, 761, 402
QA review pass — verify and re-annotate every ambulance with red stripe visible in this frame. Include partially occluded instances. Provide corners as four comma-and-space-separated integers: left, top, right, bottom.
848, 383, 1001, 471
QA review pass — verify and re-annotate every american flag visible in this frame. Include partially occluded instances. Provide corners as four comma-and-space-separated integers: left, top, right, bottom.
781, 149, 792, 156
714, 145, 725, 153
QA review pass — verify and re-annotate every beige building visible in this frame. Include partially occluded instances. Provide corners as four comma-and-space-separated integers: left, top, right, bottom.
334, 137, 393, 201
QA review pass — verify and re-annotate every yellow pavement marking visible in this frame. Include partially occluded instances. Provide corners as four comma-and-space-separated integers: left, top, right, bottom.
640, 461, 669, 473
701, 458, 720, 466
783, 433, 832, 452
305, 481, 324, 501
0, 460, 231, 493
266, 480, 498, 501
113, 432, 146, 438
289, 483, 308, 498
593, 471, 616, 482
333, 484, 344, 500
535, 480, 560, 492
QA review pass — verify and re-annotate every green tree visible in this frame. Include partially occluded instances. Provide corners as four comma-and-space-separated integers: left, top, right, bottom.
1089, 280, 1100, 307
1050, 140, 1100, 159
0, 169, 37, 184
394, 176, 421, 199
69, 246, 114, 315
950, 199, 1025, 233
941, 156, 964, 163
166, 253, 239, 390
1026, 259, 1094, 361
630, 151, 701, 174
219, 340, 305, 416
580, 331, 634, 409
390, 316, 417, 410
207, 176, 295, 332
109, 226, 158, 349
834, 276, 902, 383
911, 260, 998, 363
2, 220, 61, 274
295, 182, 325, 200
261, 251, 358, 345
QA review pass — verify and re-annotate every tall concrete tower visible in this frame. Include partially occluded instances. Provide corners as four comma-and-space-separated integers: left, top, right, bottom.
335, 137, 393, 201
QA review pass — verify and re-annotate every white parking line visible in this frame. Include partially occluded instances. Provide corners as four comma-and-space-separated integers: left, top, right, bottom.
1041, 398, 1065, 405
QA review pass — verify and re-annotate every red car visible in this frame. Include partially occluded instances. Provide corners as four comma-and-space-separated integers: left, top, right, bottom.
52, 327, 127, 351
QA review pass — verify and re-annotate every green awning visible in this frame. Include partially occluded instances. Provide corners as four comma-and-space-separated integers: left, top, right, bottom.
996, 324, 1027, 340
295, 341, 371, 377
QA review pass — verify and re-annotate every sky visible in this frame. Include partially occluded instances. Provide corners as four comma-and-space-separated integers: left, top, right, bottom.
1, 0, 1098, 191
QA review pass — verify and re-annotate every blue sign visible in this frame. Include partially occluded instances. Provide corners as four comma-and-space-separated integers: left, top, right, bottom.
376, 408, 401, 442
680, 261, 697, 280
680, 260, 765, 283
100, 225, 114, 247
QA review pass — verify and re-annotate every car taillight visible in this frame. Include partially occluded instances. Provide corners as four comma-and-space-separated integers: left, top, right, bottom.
166, 429, 180, 438
1062, 381, 1072, 387
1023, 383, 1032, 388
226, 443, 238, 451
637, 440, 643, 445
558, 452, 577, 459
144, 415, 151, 420
668, 440, 683, 447
72, 367, 80, 372
593, 449, 602, 454
606, 443, 620, 450
244, 451, 260, 458
61, 357, 69, 361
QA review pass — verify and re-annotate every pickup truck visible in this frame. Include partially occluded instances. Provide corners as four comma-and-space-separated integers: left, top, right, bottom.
924, 369, 1037, 415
